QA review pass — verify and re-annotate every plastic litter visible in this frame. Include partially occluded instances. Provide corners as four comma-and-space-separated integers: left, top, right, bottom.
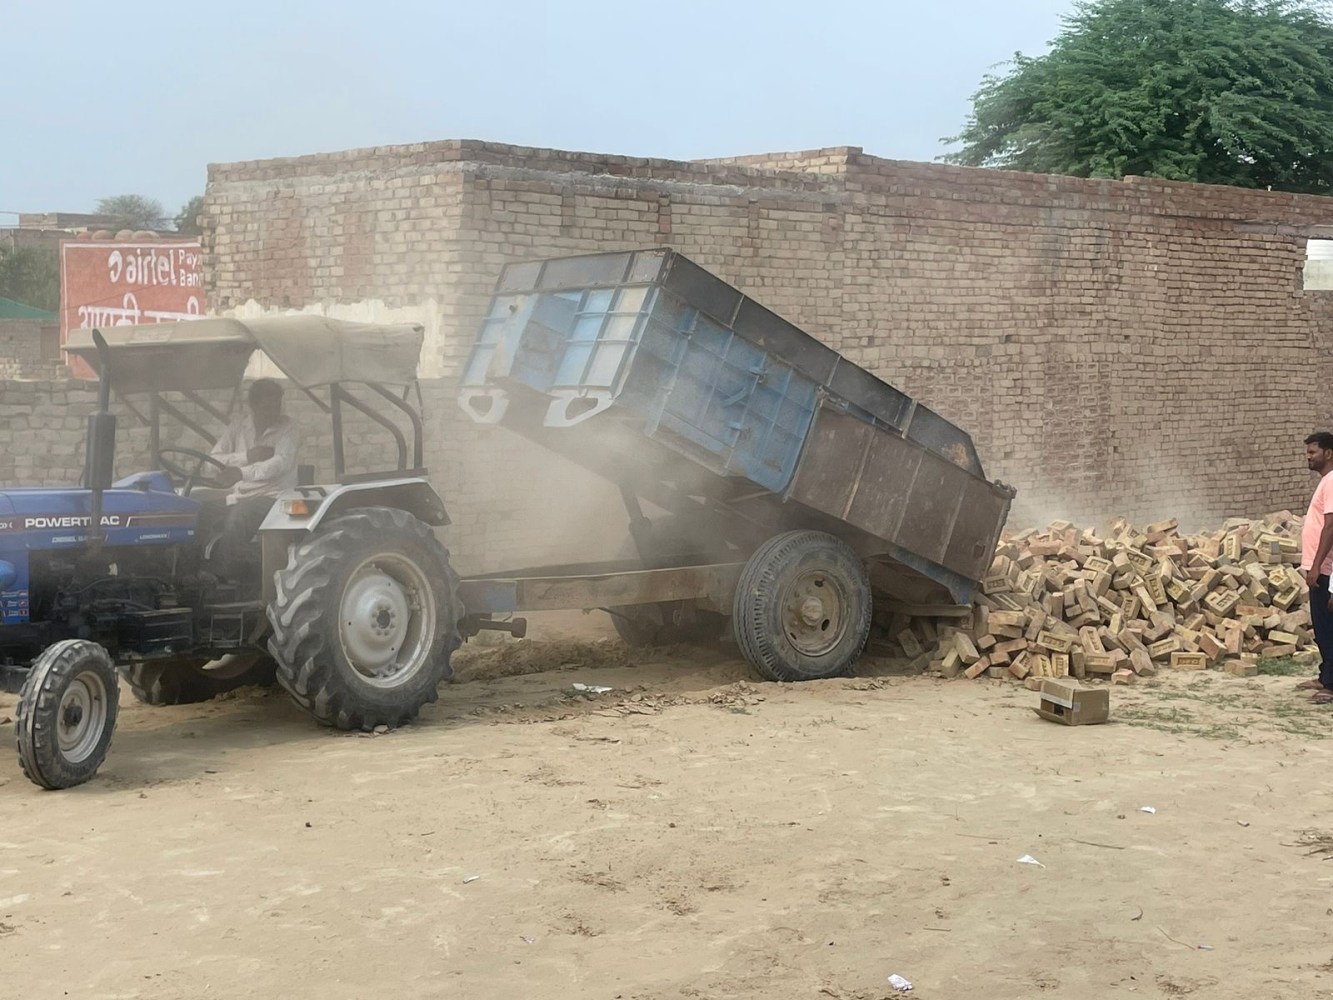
1139, 806, 1157, 814
462, 875, 481, 884
1016, 855, 1046, 868
571, 683, 613, 695
886, 973, 913, 993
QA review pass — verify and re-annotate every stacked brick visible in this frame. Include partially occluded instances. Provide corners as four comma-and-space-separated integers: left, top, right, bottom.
897, 514, 1319, 684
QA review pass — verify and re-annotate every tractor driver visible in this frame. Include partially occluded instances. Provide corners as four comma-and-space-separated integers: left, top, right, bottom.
200, 378, 300, 584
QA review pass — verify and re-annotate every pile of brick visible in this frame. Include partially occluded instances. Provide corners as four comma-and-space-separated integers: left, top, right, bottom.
902, 514, 1319, 685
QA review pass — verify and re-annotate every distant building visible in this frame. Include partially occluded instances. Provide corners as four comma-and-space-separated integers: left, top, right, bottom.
1, 211, 168, 254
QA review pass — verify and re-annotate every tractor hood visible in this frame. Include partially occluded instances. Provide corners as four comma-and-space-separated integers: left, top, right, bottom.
0, 483, 197, 550
65, 316, 425, 394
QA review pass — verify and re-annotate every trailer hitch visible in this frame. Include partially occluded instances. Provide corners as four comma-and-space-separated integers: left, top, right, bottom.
459, 614, 528, 641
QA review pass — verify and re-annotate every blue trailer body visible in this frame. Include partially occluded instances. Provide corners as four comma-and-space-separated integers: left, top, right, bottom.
466, 279, 823, 494
460, 249, 1014, 606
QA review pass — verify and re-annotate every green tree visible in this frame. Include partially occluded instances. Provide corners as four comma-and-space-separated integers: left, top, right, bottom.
174, 195, 205, 235
944, 0, 1333, 192
0, 245, 60, 311
95, 193, 167, 231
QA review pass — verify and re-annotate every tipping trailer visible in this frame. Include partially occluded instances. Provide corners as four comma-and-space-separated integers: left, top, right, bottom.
457, 249, 1016, 681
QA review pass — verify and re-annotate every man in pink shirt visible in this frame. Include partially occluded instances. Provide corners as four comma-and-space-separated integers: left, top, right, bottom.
1300, 432, 1333, 700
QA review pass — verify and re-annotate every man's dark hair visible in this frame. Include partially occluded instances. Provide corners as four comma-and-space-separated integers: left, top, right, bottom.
248, 378, 283, 404
1306, 432, 1333, 451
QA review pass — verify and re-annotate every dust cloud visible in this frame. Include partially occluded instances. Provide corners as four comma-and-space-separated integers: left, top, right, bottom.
1006, 462, 1314, 538
438, 416, 635, 576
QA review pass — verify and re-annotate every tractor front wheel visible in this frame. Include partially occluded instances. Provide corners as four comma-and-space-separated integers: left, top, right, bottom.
15, 640, 120, 790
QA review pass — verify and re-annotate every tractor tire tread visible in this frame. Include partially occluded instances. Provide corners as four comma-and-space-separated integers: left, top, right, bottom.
121, 657, 276, 706
266, 506, 461, 731
15, 640, 120, 790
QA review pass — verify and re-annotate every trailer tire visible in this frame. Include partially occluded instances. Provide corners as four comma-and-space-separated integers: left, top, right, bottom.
267, 507, 461, 731
609, 604, 728, 648
16, 640, 119, 790
732, 530, 872, 682
609, 514, 731, 648
122, 656, 276, 706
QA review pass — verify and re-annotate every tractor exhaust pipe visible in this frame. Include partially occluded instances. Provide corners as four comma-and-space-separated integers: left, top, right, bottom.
84, 329, 116, 550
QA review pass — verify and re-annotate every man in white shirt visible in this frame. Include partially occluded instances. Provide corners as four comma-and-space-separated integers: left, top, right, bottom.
1300, 432, 1333, 702
202, 379, 300, 585
211, 378, 300, 500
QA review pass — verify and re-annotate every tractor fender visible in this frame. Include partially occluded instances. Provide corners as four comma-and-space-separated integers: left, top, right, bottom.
258, 478, 450, 534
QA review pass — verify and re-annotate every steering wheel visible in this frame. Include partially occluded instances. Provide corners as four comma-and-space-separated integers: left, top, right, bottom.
157, 447, 234, 492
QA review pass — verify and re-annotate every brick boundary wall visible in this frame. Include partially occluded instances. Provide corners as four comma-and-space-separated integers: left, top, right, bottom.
18, 140, 1331, 574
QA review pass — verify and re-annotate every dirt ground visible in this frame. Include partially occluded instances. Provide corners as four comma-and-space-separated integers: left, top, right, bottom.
2, 612, 1333, 1000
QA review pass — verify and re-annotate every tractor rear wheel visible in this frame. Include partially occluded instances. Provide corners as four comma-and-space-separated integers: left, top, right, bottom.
267, 507, 462, 731
16, 640, 120, 790
122, 654, 277, 706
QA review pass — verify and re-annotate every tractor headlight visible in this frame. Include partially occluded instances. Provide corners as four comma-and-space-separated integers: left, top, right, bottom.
280, 498, 318, 518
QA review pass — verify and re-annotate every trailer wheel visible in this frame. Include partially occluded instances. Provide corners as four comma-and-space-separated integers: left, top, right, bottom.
609, 604, 727, 647
121, 654, 277, 706
609, 515, 730, 647
267, 507, 462, 730
15, 640, 120, 790
732, 530, 872, 682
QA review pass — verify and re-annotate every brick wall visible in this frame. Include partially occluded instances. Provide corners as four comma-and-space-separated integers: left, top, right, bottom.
190, 143, 1333, 566
0, 319, 64, 380
0, 380, 143, 487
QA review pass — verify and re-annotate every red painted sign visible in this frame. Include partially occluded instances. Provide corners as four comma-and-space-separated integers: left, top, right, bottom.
60, 239, 205, 378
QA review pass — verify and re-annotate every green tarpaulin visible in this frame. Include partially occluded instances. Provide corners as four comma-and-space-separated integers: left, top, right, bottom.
0, 297, 57, 321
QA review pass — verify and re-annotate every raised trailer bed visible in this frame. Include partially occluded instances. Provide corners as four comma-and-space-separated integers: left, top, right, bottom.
458, 249, 1016, 680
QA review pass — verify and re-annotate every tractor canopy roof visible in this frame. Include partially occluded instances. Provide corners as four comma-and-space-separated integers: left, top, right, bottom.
64, 316, 425, 394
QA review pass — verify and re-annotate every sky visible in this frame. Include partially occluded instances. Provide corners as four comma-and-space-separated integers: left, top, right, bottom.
1, 0, 1073, 221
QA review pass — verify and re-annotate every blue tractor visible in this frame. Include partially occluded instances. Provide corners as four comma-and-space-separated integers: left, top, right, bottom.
3, 317, 463, 790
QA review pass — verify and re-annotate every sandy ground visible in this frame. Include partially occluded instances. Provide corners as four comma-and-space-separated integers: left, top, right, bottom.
1, 612, 1333, 999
